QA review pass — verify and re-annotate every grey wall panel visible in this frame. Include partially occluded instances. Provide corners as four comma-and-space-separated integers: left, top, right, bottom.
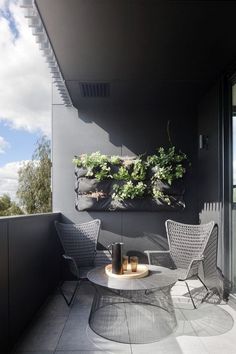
52, 105, 121, 217
197, 84, 224, 272
0, 220, 9, 350
198, 84, 220, 209
52, 102, 198, 251
8, 213, 61, 344
122, 209, 199, 264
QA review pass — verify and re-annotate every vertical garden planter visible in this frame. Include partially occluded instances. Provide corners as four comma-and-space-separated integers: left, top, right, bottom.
73, 149, 188, 211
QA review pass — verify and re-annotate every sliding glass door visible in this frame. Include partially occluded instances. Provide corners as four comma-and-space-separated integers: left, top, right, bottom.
232, 83, 236, 290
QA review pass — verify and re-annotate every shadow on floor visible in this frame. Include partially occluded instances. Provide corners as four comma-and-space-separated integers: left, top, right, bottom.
12, 280, 235, 354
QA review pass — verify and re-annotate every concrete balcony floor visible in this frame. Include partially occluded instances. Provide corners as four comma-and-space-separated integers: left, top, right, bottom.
12, 279, 236, 354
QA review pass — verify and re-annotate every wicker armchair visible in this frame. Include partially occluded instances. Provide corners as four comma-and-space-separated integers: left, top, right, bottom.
55, 219, 111, 305
145, 219, 219, 309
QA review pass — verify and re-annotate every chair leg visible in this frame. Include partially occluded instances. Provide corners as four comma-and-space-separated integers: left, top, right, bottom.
197, 275, 211, 303
197, 275, 209, 292
59, 279, 80, 306
185, 281, 197, 309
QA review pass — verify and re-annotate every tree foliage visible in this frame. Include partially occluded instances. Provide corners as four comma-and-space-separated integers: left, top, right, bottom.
0, 194, 24, 216
17, 136, 52, 214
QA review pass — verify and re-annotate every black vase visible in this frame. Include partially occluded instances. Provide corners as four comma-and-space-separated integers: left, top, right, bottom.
108, 242, 123, 274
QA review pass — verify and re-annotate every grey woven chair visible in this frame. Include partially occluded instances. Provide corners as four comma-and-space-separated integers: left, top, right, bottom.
145, 219, 218, 309
55, 219, 109, 305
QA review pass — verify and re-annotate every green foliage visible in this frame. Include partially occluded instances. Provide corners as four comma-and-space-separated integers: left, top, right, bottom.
113, 166, 130, 180
0, 194, 11, 211
131, 159, 147, 181
152, 187, 171, 205
110, 155, 121, 164
17, 136, 52, 214
146, 147, 189, 204
73, 151, 116, 180
147, 147, 188, 185
93, 164, 111, 181
73, 147, 189, 204
0, 194, 24, 216
112, 181, 146, 201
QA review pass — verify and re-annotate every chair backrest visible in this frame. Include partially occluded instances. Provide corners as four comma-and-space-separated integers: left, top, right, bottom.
165, 219, 215, 270
55, 219, 101, 267
202, 224, 222, 294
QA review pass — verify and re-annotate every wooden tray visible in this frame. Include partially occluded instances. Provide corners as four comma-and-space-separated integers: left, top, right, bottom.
105, 264, 149, 279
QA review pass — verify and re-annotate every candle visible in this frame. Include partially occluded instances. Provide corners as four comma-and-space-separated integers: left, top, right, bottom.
130, 256, 138, 272
122, 255, 129, 271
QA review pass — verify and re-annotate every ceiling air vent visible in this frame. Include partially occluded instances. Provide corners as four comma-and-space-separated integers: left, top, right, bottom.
79, 82, 110, 98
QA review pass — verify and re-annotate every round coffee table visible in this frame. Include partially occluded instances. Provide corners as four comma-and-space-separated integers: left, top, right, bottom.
87, 265, 179, 344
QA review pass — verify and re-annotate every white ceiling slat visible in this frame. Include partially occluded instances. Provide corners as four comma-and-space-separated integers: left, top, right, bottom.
20, 0, 73, 107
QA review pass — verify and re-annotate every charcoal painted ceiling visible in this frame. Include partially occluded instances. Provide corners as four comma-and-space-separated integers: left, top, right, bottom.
36, 0, 236, 108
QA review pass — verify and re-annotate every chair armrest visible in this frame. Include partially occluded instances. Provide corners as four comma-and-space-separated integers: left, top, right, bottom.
62, 254, 80, 279
144, 250, 170, 265
62, 254, 74, 261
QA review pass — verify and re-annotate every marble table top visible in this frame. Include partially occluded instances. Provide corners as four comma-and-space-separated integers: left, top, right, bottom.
87, 264, 179, 291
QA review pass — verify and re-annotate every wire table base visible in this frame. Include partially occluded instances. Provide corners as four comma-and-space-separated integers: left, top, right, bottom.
89, 285, 177, 344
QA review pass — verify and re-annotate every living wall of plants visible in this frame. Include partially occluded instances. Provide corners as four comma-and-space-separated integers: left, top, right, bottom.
73, 147, 189, 211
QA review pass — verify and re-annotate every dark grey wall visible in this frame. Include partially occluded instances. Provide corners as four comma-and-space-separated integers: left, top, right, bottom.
0, 221, 8, 351
52, 95, 199, 256
197, 84, 225, 272
0, 213, 61, 351
198, 84, 221, 208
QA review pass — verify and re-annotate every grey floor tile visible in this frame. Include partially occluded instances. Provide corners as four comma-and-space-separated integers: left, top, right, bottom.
200, 335, 236, 354
180, 303, 234, 337
77, 281, 96, 295
72, 292, 94, 308
61, 280, 95, 307
173, 308, 197, 337
174, 336, 209, 354
86, 327, 132, 353
14, 315, 67, 351
12, 281, 236, 354
131, 336, 184, 354
39, 294, 71, 320
131, 325, 208, 354
56, 308, 97, 351
56, 316, 131, 352
55, 351, 129, 354
12, 350, 54, 354
13, 351, 54, 354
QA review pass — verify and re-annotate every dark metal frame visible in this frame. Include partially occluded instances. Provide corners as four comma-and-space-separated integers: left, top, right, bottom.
59, 254, 80, 306
184, 275, 210, 309
88, 284, 177, 344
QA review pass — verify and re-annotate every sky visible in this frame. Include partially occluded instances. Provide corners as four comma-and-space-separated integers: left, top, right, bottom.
0, 0, 51, 201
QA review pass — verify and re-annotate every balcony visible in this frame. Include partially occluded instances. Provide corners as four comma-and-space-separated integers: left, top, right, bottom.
2, 0, 236, 352
11, 278, 236, 354
0, 213, 235, 353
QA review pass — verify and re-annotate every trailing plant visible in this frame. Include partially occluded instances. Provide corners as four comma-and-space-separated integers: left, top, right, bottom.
73, 152, 122, 181
110, 155, 121, 165
147, 147, 188, 185
73, 152, 111, 180
112, 181, 147, 202
147, 146, 189, 204
73, 147, 189, 205
152, 186, 171, 205
113, 166, 130, 181
131, 159, 147, 181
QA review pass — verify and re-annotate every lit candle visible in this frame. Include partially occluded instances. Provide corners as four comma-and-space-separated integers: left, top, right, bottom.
130, 256, 138, 272
122, 255, 129, 271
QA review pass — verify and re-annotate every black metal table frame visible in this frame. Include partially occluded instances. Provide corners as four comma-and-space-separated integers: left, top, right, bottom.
87, 265, 178, 344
